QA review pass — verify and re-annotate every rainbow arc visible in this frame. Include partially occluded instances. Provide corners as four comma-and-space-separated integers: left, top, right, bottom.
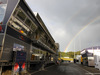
64, 16, 100, 52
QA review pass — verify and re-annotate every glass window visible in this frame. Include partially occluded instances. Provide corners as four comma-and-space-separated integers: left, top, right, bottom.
25, 18, 31, 27
13, 7, 19, 16
13, 17, 30, 32
9, 16, 30, 36
0, 0, 7, 24
17, 10, 26, 21
31, 23, 37, 31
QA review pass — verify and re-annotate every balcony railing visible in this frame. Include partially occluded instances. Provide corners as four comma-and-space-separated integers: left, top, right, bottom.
37, 40, 56, 54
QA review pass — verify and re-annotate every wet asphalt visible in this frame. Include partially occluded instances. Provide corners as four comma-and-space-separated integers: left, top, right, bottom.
31, 63, 100, 75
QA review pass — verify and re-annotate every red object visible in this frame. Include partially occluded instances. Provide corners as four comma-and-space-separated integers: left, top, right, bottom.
22, 62, 25, 69
14, 63, 19, 71
21, 36, 24, 40
19, 30, 24, 33
0, 25, 2, 31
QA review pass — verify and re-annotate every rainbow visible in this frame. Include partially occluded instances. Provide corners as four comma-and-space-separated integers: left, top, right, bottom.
65, 8, 85, 25
64, 16, 100, 52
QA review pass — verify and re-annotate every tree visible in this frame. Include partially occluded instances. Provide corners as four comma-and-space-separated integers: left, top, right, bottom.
59, 51, 80, 58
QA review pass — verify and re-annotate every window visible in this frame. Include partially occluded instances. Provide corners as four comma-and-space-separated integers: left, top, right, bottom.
31, 23, 37, 31
8, 6, 37, 38
13, 7, 19, 16
17, 10, 26, 21
15, 7, 37, 33
25, 18, 32, 27
8, 16, 29, 36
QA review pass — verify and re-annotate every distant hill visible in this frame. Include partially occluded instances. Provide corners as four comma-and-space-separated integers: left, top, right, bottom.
59, 51, 80, 58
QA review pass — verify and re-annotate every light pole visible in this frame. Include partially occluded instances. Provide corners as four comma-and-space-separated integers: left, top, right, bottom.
74, 40, 75, 59
79, 35, 81, 51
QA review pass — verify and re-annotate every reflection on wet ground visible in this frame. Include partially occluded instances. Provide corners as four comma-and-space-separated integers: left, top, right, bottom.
31, 63, 100, 75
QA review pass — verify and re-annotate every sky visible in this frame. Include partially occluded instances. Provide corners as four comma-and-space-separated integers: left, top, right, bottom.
26, 0, 100, 52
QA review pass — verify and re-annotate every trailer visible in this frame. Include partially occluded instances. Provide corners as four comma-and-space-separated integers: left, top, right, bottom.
81, 46, 100, 68
88, 57, 95, 66
94, 48, 100, 70
81, 48, 95, 66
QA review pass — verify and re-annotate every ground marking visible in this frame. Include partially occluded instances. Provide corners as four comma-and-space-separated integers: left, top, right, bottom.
75, 64, 94, 75
85, 73, 100, 75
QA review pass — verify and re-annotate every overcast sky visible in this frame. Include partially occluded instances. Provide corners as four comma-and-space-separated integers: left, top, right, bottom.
26, 0, 100, 52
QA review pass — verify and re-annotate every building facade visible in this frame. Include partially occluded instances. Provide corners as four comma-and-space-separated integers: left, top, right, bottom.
0, 0, 59, 74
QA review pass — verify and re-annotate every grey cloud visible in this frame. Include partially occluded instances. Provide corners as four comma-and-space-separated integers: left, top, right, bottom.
26, 0, 100, 52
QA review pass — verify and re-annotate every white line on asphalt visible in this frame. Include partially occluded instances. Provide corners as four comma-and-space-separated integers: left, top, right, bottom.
75, 64, 94, 75
85, 73, 100, 75
80, 67, 100, 75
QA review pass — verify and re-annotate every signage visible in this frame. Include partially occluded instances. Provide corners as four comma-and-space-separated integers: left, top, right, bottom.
14, 51, 26, 73
13, 43, 24, 51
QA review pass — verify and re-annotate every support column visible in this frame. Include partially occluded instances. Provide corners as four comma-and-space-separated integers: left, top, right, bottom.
12, 65, 17, 75
27, 62, 30, 70
41, 64, 44, 70
0, 66, 2, 75
12, 65, 14, 75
